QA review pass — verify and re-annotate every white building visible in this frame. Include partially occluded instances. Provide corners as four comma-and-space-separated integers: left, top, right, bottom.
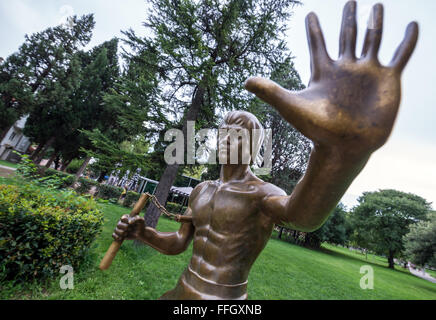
0, 115, 31, 162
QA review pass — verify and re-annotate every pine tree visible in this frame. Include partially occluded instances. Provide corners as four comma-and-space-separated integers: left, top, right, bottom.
0, 15, 95, 142
119, 0, 302, 228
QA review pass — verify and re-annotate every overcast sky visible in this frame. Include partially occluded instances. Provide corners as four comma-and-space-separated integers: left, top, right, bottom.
0, 0, 434, 209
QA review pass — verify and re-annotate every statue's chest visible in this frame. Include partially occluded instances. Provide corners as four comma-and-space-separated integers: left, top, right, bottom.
191, 182, 260, 230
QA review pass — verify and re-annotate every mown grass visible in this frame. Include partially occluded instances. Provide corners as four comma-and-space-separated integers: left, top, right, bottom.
0, 160, 19, 169
1, 180, 435, 300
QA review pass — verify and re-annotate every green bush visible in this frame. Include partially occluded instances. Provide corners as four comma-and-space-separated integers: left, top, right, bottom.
16, 155, 74, 189
97, 184, 123, 200
76, 177, 98, 195
43, 168, 75, 189
65, 159, 84, 174
165, 201, 187, 214
0, 183, 104, 282
122, 191, 140, 208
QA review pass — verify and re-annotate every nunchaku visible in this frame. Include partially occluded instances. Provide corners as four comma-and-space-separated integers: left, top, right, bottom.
99, 193, 192, 271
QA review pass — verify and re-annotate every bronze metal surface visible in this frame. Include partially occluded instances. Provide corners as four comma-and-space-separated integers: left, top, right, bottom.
112, 1, 418, 299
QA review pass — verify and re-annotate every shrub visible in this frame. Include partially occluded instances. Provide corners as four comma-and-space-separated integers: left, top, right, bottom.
165, 201, 187, 214
0, 183, 104, 282
43, 168, 75, 189
15, 155, 74, 189
76, 177, 98, 195
122, 191, 140, 208
97, 184, 123, 200
65, 159, 84, 174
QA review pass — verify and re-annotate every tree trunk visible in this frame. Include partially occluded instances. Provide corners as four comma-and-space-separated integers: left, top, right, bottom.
45, 151, 58, 168
388, 250, 395, 269
54, 154, 61, 170
75, 156, 91, 179
30, 141, 45, 160
34, 136, 55, 164
278, 226, 284, 239
61, 158, 73, 172
143, 85, 206, 229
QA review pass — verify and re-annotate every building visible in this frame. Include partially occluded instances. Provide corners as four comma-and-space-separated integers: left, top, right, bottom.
0, 115, 31, 162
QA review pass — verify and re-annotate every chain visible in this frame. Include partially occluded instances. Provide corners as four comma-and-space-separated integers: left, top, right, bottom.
143, 192, 192, 223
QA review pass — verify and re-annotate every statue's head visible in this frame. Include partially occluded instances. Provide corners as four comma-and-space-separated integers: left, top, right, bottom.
218, 110, 264, 165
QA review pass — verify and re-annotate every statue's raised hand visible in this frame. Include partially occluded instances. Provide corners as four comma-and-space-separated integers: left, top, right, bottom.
246, 1, 418, 159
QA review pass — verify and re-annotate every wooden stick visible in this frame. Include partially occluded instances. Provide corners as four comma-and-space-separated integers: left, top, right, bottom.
99, 193, 150, 271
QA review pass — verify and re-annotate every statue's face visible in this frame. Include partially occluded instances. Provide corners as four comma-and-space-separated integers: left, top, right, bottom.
218, 111, 264, 165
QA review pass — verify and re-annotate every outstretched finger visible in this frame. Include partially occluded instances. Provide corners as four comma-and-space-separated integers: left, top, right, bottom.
389, 22, 419, 72
339, 1, 357, 60
361, 3, 384, 61
306, 12, 331, 81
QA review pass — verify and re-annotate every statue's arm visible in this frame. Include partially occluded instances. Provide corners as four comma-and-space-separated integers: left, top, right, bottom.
261, 147, 369, 231
114, 183, 206, 255
139, 207, 195, 255
254, 1, 418, 231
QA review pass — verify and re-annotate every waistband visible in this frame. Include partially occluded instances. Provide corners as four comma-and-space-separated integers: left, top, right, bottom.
182, 267, 248, 300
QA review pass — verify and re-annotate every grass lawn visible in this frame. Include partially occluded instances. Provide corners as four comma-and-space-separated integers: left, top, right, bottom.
0, 160, 19, 169
1, 182, 435, 300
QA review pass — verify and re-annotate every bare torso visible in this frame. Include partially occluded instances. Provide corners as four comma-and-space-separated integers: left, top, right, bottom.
159, 175, 285, 299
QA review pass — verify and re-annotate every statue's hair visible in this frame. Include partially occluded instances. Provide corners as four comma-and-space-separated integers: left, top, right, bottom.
221, 111, 265, 165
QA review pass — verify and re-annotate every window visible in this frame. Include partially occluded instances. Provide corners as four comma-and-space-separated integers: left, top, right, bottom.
9, 132, 16, 141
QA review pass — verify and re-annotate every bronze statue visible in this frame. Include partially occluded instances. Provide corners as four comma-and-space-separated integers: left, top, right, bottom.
111, 1, 418, 299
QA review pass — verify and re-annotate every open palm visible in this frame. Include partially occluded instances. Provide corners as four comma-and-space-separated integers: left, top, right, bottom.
246, 1, 418, 157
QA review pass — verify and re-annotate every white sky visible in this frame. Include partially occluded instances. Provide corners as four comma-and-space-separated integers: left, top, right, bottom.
0, 0, 434, 210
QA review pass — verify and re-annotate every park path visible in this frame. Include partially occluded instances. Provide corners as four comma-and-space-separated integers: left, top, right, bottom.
0, 165, 16, 178
408, 266, 436, 284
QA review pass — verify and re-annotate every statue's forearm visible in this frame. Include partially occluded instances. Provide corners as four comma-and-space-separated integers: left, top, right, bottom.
138, 225, 194, 255
274, 145, 370, 231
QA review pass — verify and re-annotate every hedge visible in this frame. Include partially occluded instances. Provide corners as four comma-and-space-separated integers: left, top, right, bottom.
0, 183, 104, 282
76, 177, 99, 195
97, 184, 123, 200
122, 191, 140, 208
165, 201, 187, 214
43, 168, 75, 189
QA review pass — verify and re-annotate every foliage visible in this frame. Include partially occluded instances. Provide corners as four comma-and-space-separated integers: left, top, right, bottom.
165, 201, 187, 214
310, 203, 349, 248
96, 184, 123, 200
0, 183, 103, 282
114, 0, 302, 227
403, 211, 436, 268
65, 159, 84, 174
42, 169, 75, 189
81, 129, 151, 179
0, 15, 95, 133
16, 154, 74, 189
76, 177, 99, 195
349, 189, 432, 268
122, 191, 141, 208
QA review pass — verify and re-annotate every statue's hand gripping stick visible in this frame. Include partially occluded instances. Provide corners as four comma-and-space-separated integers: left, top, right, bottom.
99, 193, 150, 270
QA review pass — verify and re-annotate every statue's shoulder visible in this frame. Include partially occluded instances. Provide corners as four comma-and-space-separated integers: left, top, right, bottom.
190, 180, 214, 200
256, 180, 287, 198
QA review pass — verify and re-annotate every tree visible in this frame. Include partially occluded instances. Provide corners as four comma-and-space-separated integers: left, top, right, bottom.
0, 15, 95, 143
350, 189, 431, 269
403, 211, 436, 268
24, 37, 121, 176
120, 0, 302, 228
